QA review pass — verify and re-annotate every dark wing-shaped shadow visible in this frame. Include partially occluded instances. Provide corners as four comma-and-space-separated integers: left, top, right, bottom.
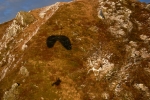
46, 35, 72, 50
58, 35, 72, 50
46, 35, 58, 48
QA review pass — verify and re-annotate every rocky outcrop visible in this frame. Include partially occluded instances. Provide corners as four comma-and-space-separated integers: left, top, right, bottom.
3, 83, 19, 100
19, 66, 29, 77
0, 0, 150, 100
146, 4, 150, 10
15, 11, 35, 26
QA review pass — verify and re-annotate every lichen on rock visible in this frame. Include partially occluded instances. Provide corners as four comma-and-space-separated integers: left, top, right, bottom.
3, 83, 19, 100
87, 46, 114, 80
19, 66, 29, 77
146, 4, 150, 11
98, 0, 133, 38
16, 11, 35, 26
0, 0, 150, 99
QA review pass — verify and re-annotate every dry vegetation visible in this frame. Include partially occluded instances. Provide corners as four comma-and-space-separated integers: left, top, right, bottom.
0, 0, 150, 100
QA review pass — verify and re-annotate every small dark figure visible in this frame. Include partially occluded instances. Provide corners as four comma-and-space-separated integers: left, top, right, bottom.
17, 83, 20, 86
52, 78, 61, 86
99, 10, 105, 19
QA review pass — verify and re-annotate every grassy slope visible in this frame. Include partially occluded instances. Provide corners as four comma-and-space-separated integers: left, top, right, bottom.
0, 0, 150, 100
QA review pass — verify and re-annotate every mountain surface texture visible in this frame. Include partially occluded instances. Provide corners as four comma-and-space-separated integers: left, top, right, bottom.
0, 0, 150, 99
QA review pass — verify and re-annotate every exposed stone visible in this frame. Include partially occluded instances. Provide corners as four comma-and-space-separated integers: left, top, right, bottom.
98, 0, 133, 38
16, 11, 35, 26
98, 10, 105, 19
3, 83, 19, 100
0, 0, 150, 99
5, 20, 21, 40
21, 44, 28, 51
19, 66, 29, 77
134, 83, 150, 97
129, 41, 138, 47
140, 34, 150, 41
101, 92, 109, 99
87, 47, 114, 80
146, 4, 150, 11
140, 48, 150, 59
89, 26, 99, 32
39, 2, 60, 19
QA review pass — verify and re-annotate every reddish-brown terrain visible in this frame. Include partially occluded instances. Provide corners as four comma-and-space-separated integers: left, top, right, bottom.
0, 0, 150, 99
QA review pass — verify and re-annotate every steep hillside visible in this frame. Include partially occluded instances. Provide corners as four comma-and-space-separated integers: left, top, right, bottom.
0, 0, 150, 100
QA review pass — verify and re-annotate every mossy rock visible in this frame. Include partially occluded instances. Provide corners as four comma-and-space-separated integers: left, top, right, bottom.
16, 11, 35, 26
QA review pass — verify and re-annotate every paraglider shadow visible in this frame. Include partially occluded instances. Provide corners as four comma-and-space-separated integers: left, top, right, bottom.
46, 35, 72, 50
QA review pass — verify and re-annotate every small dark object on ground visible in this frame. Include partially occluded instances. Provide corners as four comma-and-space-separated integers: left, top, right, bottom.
46, 35, 72, 50
17, 83, 20, 86
52, 78, 61, 86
